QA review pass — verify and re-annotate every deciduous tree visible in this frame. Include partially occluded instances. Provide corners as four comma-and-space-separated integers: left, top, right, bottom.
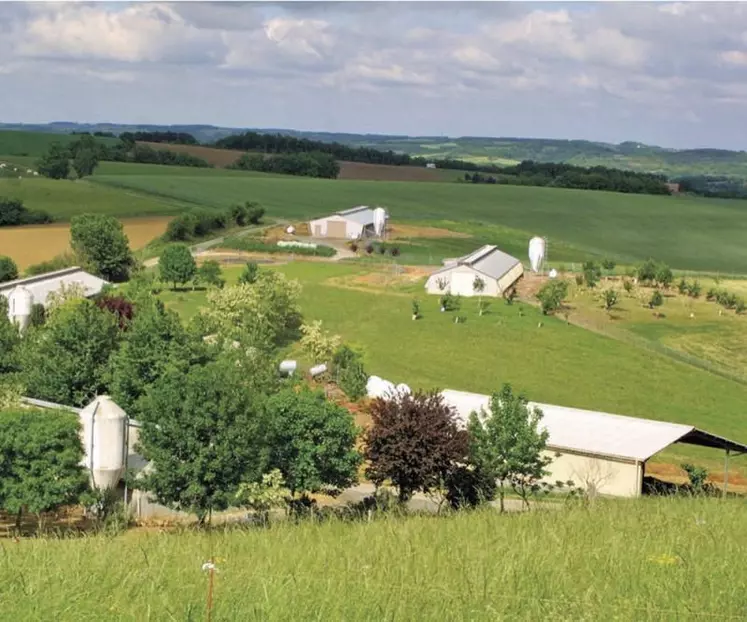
19, 299, 120, 407
135, 357, 267, 524
468, 384, 552, 511
36, 143, 71, 180
365, 390, 467, 503
159, 243, 196, 290
0, 409, 89, 532
0, 256, 18, 283
263, 386, 361, 495
70, 214, 133, 281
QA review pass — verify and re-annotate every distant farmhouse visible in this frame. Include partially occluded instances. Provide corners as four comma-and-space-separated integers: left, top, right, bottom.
425, 245, 523, 297
309, 206, 387, 239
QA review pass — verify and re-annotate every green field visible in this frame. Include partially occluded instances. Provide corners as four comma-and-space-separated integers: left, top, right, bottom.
85, 167, 747, 273
155, 262, 747, 471
0, 129, 118, 158
2, 498, 744, 620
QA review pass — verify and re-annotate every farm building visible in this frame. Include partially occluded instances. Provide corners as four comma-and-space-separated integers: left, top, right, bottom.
309, 206, 387, 239
425, 245, 523, 297
440, 389, 747, 498
0, 267, 108, 308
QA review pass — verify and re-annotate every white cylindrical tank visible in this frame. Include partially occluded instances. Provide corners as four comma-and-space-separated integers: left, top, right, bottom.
79, 396, 127, 490
309, 363, 327, 377
373, 207, 387, 237
8, 286, 34, 333
528, 237, 546, 273
286, 225, 296, 235
279, 360, 297, 376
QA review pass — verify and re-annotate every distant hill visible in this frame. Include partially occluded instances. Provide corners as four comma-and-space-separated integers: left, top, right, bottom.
1, 122, 747, 180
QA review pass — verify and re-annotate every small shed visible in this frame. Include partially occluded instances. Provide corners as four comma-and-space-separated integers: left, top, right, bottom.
441, 389, 747, 498
425, 245, 523, 297
309, 206, 377, 239
0, 266, 109, 309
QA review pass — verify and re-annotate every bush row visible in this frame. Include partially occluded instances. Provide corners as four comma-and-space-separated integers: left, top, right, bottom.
706, 288, 746, 313
0, 197, 52, 227
351, 241, 401, 257
222, 237, 337, 257
164, 202, 265, 242
230, 151, 340, 179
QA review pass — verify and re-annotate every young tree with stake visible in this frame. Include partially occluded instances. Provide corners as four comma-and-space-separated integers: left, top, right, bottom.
468, 384, 552, 511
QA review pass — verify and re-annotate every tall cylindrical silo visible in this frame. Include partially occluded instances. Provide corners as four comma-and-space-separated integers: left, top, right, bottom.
79, 396, 128, 490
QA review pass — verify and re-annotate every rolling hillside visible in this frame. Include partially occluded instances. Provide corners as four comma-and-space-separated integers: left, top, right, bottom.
4, 123, 747, 179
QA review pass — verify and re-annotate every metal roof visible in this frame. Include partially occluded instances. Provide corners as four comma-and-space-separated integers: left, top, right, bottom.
0, 267, 108, 307
335, 205, 375, 226
440, 389, 747, 462
431, 245, 521, 282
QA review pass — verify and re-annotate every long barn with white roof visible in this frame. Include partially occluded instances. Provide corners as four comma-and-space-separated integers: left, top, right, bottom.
440, 389, 747, 497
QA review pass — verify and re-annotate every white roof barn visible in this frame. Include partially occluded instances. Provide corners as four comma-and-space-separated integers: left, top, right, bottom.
441, 389, 747, 497
425, 245, 523, 297
309, 206, 386, 239
0, 266, 109, 309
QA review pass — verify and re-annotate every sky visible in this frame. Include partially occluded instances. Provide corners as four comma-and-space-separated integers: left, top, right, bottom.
1, 1, 747, 150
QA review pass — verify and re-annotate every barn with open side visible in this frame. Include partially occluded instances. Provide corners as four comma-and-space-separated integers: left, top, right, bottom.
309, 206, 383, 239
425, 245, 524, 297
440, 389, 747, 498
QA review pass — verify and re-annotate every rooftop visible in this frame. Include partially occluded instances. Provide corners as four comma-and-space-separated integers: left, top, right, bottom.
0, 267, 109, 307
435, 245, 521, 281
440, 389, 747, 462
336, 205, 376, 226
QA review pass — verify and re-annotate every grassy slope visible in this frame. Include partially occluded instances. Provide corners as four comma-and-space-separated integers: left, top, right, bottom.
0, 129, 118, 157
91, 167, 747, 273
3, 499, 745, 620
158, 263, 747, 464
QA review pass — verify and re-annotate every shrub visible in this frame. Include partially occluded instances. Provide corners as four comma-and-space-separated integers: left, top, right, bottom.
677, 278, 688, 295
390, 246, 400, 257
648, 289, 663, 309
601, 258, 616, 272
222, 237, 337, 257
0, 256, 19, 283
681, 463, 708, 492
582, 261, 601, 288
706, 287, 718, 301
349, 242, 359, 253
300, 320, 341, 363
0, 197, 52, 227
29, 303, 46, 328
333, 346, 368, 401
655, 263, 674, 289
736, 299, 746, 314
196, 260, 224, 289
603, 289, 618, 311
623, 280, 633, 294
444, 465, 497, 510
504, 287, 517, 305
238, 261, 259, 285
574, 274, 584, 286
411, 298, 420, 319
536, 280, 568, 315
95, 296, 135, 330
25, 252, 77, 277
365, 243, 374, 255
637, 258, 658, 284
687, 280, 701, 298
377, 244, 387, 255
440, 293, 460, 312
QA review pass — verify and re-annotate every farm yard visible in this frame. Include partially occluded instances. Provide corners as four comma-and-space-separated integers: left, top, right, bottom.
2, 128, 747, 621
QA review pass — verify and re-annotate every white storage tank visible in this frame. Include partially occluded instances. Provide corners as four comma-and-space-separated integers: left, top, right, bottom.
79, 396, 128, 490
373, 207, 388, 237
8, 286, 34, 333
528, 237, 546, 273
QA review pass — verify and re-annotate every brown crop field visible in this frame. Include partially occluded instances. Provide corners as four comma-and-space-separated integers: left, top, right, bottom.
0, 216, 170, 269
138, 142, 459, 182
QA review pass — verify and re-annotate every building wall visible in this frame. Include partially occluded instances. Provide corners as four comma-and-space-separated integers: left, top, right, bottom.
544, 448, 642, 498
497, 263, 524, 294
308, 216, 365, 239
425, 264, 523, 297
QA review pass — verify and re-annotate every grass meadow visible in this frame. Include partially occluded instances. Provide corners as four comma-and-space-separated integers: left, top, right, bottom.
157, 262, 747, 471
1, 498, 744, 620
88, 165, 747, 273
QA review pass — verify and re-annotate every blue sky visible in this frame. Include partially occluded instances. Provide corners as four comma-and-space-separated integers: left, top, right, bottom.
1, 2, 746, 149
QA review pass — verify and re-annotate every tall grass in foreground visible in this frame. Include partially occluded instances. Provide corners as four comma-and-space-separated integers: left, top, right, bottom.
1, 498, 745, 620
